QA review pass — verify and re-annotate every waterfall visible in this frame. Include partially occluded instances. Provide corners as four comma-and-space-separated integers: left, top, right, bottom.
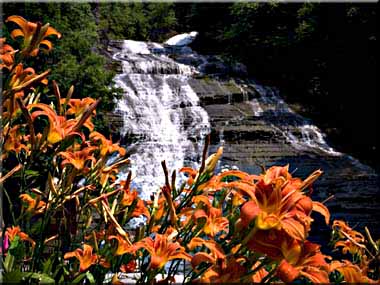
112, 40, 210, 200
248, 80, 341, 156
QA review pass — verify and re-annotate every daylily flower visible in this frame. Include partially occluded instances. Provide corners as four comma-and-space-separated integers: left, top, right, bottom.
0, 38, 16, 70
90, 131, 126, 157
329, 260, 379, 283
28, 103, 84, 144
332, 220, 366, 256
120, 260, 137, 273
130, 199, 151, 222
64, 244, 98, 272
108, 234, 133, 256
132, 233, 191, 269
238, 166, 329, 242
179, 167, 198, 186
2, 125, 29, 157
6, 15, 61, 57
198, 170, 258, 202
62, 98, 97, 131
251, 262, 269, 283
58, 146, 97, 171
189, 237, 226, 269
276, 240, 330, 283
195, 256, 247, 283
3, 64, 49, 119
191, 195, 229, 237
19, 193, 46, 214
5, 226, 35, 247
121, 187, 138, 207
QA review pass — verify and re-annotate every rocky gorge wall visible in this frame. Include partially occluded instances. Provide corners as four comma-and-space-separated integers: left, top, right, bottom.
106, 40, 380, 240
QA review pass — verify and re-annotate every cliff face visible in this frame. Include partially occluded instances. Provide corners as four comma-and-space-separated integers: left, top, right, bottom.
107, 40, 380, 239
191, 76, 379, 239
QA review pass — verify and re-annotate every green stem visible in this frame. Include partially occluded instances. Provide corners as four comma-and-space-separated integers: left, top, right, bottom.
2, 187, 16, 225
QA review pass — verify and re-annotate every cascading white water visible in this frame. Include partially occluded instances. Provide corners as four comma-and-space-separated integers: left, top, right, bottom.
248, 80, 341, 156
113, 40, 210, 200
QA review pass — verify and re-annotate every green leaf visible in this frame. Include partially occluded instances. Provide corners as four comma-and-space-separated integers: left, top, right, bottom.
86, 272, 95, 284
3, 253, 15, 272
42, 257, 53, 274
72, 273, 86, 284
3, 271, 55, 284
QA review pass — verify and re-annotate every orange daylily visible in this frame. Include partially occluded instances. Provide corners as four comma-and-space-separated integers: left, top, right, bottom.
7, 64, 49, 94
108, 234, 133, 256
332, 220, 366, 256
64, 244, 99, 272
329, 260, 379, 283
195, 256, 247, 283
2, 125, 30, 157
191, 195, 229, 237
19, 193, 46, 214
179, 167, 198, 186
130, 199, 151, 222
250, 261, 269, 283
0, 38, 16, 70
3, 64, 49, 119
28, 103, 84, 144
58, 146, 97, 171
120, 260, 137, 273
198, 170, 258, 203
276, 240, 330, 283
121, 187, 138, 207
5, 226, 35, 247
189, 237, 226, 269
238, 166, 329, 242
132, 233, 191, 269
6, 15, 61, 57
62, 98, 97, 131
90, 131, 126, 157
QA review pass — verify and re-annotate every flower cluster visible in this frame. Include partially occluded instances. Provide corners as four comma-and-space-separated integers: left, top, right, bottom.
1, 15, 379, 284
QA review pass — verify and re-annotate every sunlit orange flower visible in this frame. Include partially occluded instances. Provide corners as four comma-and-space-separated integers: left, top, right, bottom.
251, 261, 269, 283
132, 233, 191, 269
2, 125, 29, 157
58, 146, 97, 171
6, 15, 61, 57
108, 234, 133, 256
191, 195, 229, 237
95, 158, 129, 187
276, 240, 330, 283
64, 244, 98, 272
238, 166, 329, 241
19, 193, 46, 214
0, 38, 16, 70
189, 237, 225, 270
5, 226, 35, 247
7, 64, 49, 94
121, 187, 138, 207
90, 131, 126, 157
330, 260, 378, 283
332, 220, 366, 256
62, 98, 96, 130
197, 170, 257, 203
3, 64, 49, 119
28, 103, 84, 144
131, 199, 151, 222
195, 256, 247, 283
179, 167, 198, 186
120, 260, 137, 273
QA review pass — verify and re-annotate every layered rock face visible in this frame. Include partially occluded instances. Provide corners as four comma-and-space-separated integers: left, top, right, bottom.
192, 77, 379, 239
108, 40, 379, 239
